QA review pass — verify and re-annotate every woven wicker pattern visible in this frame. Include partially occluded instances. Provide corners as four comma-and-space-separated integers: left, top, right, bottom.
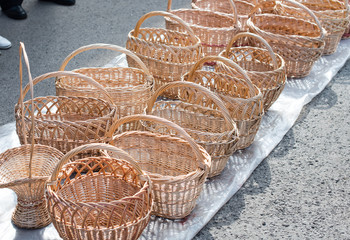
15, 71, 115, 155
183, 56, 264, 150
108, 115, 211, 219
219, 32, 286, 111
126, 11, 202, 98
145, 81, 238, 178
56, 44, 154, 118
167, 0, 240, 57
46, 143, 152, 240
247, 0, 325, 78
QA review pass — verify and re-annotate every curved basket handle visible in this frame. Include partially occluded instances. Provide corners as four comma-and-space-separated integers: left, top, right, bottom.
59, 43, 152, 77
107, 114, 206, 170
49, 143, 145, 183
222, 32, 278, 69
18, 71, 115, 106
187, 55, 256, 96
133, 11, 199, 44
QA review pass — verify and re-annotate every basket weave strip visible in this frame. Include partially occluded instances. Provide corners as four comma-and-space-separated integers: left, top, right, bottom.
247, 0, 325, 78
146, 81, 238, 177
56, 44, 154, 118
107, 114, 211, 218
183, 55, 264, 150
219, 32, 286, 111
46, 143, 152, 240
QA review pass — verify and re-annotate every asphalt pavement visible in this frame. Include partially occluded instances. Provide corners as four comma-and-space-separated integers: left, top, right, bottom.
0, 0, 349, 239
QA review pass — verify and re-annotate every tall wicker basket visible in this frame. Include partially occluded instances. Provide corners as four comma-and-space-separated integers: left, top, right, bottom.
107, 114, 211, 219
126, 11, 202, 99
46, 143, 153, 240
219, 32, 286, 111
166, 0, 240, 57
183, 56, 264, 150
145, 81, 239, 178
247, 0, 326, 78
56, 44, 154, 118
0, 43, 64, 229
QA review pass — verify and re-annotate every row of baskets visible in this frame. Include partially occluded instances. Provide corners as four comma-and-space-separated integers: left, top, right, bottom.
1, 0, 349, 238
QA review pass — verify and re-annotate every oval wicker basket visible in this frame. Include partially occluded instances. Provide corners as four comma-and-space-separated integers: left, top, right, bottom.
183, 55, 264, 150
15, 71, 115, 155
219, 32, 286, 111
166, 0, 240, 57
107, 114, 211, 219
56, 44, 154, 118
126, 11, 202, 99
145, 81, 239, 178
247, 0, 326, 78
46, 143, 153, 240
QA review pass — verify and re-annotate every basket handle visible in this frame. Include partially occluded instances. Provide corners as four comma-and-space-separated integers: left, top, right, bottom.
187, 55, 256, 96
222, 32, 278, 69
107, 114, 207, 170
133, 11, 199, 44
18, 71, 115, 106
59, 43, 153, 77
49, 143, 145, 183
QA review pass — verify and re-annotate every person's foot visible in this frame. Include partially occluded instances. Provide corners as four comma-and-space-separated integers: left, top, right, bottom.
0, 36, 11, 50
2, 5, 27, 20
40, 0, 75, 6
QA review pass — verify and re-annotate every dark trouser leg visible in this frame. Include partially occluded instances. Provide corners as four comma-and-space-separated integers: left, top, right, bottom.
0, 0, 24, 10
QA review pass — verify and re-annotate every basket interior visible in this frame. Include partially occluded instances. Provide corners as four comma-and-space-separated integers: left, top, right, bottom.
194, 0, 254, 16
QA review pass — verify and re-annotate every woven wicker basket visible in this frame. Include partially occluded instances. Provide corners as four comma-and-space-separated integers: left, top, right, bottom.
247, 0, 326, 78
56, 44, 154, 118
0, 43, 64, 229
46, 143, 152, 240
219, 32, 286, 111
183, 56, 264, 150
15, 71, 115, 154
145, 81, 238, 178
126, 11, 202, 99
107, 114, 211, 219
166, 0, 240, 57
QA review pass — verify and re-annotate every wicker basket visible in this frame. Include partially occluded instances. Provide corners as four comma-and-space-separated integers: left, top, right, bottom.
56, 44, 154, 118
126, 11, 202, 99
342, 0, 350, 39
275, 0, 349, 55
183, 56, 264, 150
247, 0, 326, 78
15, 71, 115, 154
219, 32, 286, 111
0, 43, 64, 229
166, 0, 240, 57
145, 81, 238, 178
46, 143, 153, 240
107, 114, 211, 219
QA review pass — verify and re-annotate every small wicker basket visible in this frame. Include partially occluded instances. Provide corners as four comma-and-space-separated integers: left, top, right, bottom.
46, 143, 153, 240
183, 55, 264, 150
247, 0, 326, 78
219, 32, 286, 111
126, 11, 202, 99
145, 81, 239, 178
107, 114, 211, 219
166, 0, 240, 57
56, 44, 154, 118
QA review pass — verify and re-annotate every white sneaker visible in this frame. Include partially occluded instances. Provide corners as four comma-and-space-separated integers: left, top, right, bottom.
0, 35, 12, 50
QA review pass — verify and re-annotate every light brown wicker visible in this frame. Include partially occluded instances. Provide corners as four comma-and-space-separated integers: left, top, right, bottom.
166, 0, 240, 57
15, 71, 115, 155
247, 0, 326, 78
145, 81, 238, 178
107, 114, 211, 219
183, 56, 264, 150
46, 143, 153, 240
219, 32, 286, 111
0, 42, 64, 229
126, 11, 202, 99
342, 0, 350, 39
56, 44, 154, 118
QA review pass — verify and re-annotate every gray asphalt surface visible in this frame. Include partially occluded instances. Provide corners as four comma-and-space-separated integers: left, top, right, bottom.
1, 0, 349, 239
